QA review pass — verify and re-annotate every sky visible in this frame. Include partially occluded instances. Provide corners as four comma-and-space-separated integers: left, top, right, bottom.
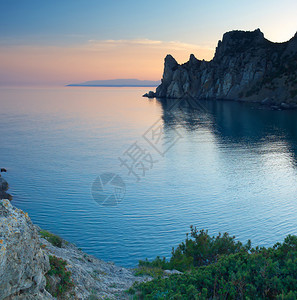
1, 0, 297, 86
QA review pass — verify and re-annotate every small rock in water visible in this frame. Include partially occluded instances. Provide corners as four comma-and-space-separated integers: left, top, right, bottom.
271, 105, 280, 110
0, 177, 8, 191
143, 91, 156, 98
261, 98, 273, 105
280, 102, 290, 109
0, 177, 12, 200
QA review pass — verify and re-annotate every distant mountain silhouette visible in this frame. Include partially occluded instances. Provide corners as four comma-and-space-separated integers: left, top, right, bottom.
67, 79, 161, 87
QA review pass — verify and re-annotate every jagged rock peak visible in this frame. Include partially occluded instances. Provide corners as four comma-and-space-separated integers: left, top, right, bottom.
147, 28, 297, 105
164, 54, 178, 68
214, 28, 266, 59
222, 28, 264, 42
188, 53, 200, 65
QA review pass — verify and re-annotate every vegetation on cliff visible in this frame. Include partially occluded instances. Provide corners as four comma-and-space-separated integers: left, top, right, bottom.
40, 230, 63, 248
0, 199, 149, 299
45, 255, 74, 298
130, 226, 297, 299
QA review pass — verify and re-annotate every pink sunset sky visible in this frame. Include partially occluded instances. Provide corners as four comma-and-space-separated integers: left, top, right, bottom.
1, 0, 297, 86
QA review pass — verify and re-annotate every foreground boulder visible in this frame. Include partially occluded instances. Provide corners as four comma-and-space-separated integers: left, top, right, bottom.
153, 29, 297, 105
0, 199, 51, 300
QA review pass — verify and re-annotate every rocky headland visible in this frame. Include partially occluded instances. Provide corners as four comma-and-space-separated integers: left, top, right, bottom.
0, 198, 150, 299
144, 29, 297, 108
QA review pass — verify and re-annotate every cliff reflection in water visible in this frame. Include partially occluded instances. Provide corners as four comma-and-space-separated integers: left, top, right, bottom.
2, 87, 297, 267
158, 98, 297, 167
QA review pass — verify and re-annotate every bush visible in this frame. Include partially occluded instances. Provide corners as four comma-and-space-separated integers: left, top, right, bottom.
139, 226, 251, 273
132, 228, 297, 299
40, 230, 63, 248
45, 255, 74, 298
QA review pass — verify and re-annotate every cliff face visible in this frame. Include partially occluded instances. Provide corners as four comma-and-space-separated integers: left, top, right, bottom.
0, 198, 150, 299
154, 29, 297, 104
0, 199, 51, 300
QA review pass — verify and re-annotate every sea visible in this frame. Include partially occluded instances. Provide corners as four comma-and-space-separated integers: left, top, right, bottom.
1, 86, 297, 267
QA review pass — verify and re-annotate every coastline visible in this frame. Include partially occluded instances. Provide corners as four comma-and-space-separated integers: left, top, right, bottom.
0, 198, 150, 299
144, 30, 297, 107
143, 94, 297, 111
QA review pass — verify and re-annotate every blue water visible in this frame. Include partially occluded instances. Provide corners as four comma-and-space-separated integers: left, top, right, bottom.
1, 87, 297, 267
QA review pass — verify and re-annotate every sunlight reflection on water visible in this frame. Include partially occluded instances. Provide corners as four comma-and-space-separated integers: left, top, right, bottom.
1, 87, 297, 266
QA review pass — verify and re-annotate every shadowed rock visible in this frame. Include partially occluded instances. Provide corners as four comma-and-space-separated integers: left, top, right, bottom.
143, 91, 156, 98
0, 177, 8, 192
151, 29, 297, 105
0, 177, 12, 201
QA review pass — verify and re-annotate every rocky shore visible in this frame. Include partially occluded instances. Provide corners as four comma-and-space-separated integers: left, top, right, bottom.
0, 176, 12, 201
144, 29, 297, 107
0, 198, 150, 299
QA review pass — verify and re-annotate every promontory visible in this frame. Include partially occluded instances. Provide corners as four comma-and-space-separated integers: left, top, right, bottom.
145, 29, 297, 106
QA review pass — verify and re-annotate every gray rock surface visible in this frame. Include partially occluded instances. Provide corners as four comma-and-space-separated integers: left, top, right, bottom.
164, 269, 182, 275
40, 232, 150, 299
153, 29, 297, 105
0, 177, 12, 201
0, 199, 52, 300
0, 177, 8, 192
0, 198, 150, 299
142, 91, 156, 98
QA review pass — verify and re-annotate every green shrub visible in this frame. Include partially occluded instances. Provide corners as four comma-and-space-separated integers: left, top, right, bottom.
40, 230, 63, 248
133, 228, 297, 299
143, 226, 251, 272
45, 255, 74, 298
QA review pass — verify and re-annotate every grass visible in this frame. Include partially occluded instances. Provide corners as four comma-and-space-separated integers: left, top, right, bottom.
39, 229, 63, 248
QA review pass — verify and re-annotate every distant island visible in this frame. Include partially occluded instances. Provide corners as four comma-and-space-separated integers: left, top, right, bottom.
67, 79, 161, 87
144, 29, 297, 109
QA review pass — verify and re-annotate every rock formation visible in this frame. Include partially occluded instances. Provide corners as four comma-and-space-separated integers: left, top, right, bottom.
41, 236, 150, 299
148, 29, 297, 105
0, 177, 12, 201
0, 198, 150, 299
0, 199, 51, 300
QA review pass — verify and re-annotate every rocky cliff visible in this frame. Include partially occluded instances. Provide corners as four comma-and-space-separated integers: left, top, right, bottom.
0, 199, 51, 300
150, 29, 297, 105
0, 198, 150, 299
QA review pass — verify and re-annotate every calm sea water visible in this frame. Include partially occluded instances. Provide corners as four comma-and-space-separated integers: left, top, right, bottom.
1, 87, 297, 267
